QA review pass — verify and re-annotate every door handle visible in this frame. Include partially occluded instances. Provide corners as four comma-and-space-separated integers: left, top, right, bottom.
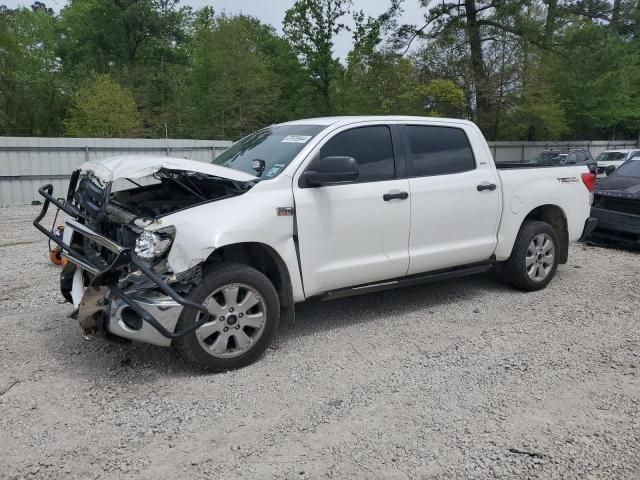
383, 191, 409, 201
477, 183, 497, 192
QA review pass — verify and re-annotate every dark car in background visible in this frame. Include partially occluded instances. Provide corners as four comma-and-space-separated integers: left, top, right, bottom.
590, 156, 640, 247
529, 149, 597, 174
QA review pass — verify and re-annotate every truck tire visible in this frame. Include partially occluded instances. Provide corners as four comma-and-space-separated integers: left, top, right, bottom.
501, 220, 560, 291
175, 262, 280, 371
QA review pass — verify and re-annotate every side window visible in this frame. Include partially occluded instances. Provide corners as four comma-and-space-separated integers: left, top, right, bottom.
566, 152, 578, 164
405, 126, 475, 176
319, 126, 395, 182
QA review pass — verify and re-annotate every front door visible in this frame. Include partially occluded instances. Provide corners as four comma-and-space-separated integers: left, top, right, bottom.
293, 124, 411, 297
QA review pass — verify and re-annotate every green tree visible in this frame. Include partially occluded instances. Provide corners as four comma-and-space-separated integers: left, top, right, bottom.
417, 79, 465, 117
226, 13, 314, 122
551, 23, 640, 139
342, 51, 411, 114
0, 4, 66, 135
394, 0, 551, 136
341, 8, 465, 118
58, 0, 192, 136
64, 74, 141, 137
283, 0, 352, 114
186, 14, 281, 139
501, 70, 567, 140
2, 0, 640, 142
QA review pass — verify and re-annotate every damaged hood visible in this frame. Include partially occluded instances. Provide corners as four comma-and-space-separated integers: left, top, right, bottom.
79, 155, 257, 183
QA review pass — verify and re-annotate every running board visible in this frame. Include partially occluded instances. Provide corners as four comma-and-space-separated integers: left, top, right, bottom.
318, 263, 493, 301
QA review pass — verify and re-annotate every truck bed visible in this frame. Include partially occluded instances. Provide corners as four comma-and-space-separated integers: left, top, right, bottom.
492, 164, 592, 262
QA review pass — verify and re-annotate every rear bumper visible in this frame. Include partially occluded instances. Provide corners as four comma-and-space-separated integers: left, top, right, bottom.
591, 207, 640, 234
579, 217, 599, 242
33, 184, 209, 341
589, 207, 640, 245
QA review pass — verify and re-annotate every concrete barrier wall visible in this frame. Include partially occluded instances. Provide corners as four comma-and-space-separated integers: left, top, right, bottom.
1, 136, 637, 206
489, 140, 639, 163
0, 137, 232, 206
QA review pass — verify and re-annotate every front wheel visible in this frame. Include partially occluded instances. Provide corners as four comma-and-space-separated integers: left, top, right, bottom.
500, 220, 560, 291
175, 263, 280, 371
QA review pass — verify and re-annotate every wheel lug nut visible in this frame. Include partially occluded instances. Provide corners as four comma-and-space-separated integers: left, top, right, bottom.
239, 313, 244, 318
235, 325, 240, 329
223, 327, 229, 332
229, 307, 234, 313
220, 316, 225, 321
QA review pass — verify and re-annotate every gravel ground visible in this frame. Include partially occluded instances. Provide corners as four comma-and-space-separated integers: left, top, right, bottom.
1, 205, 639, 480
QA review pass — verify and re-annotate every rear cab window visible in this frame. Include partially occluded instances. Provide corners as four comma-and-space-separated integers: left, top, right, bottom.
403, 125, 476, 177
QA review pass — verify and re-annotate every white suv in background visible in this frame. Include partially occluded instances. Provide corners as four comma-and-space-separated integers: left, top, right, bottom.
595, 149, 640, 177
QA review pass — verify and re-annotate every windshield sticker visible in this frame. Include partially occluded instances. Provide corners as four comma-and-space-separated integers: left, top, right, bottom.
282, 135, 312, 144
266, 164, 285, 177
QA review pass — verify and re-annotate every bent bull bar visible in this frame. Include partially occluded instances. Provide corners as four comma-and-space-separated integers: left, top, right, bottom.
33, 184, 210, 339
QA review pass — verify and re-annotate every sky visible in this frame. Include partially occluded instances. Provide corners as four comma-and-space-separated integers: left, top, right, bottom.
1, 0, 425, 58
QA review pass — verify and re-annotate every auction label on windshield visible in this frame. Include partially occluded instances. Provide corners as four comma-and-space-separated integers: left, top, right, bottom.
266, 164, 286, 177
282, 135, 312, 144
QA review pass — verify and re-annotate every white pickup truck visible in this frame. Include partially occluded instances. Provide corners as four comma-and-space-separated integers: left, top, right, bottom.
34, 116, 597, 371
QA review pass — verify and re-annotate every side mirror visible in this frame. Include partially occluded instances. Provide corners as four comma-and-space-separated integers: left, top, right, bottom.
605, 165, 616, 176
301, 156, 359, 187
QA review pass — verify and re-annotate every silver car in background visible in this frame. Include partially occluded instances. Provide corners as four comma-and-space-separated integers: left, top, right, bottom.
595, 149, 640, 177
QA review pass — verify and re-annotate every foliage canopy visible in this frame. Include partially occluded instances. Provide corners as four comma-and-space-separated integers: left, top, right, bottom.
64, 74, 141, 137
1, 0, 639, 141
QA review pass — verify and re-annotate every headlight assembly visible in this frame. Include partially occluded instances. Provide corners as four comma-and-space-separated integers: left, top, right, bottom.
134, 226, 176, 260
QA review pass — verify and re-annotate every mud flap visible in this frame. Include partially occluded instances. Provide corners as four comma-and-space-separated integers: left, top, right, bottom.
281, 304, 296, 326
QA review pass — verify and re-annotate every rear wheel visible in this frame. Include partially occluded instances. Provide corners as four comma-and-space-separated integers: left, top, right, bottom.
175, 263, 280, 371
501, 220, 560, 291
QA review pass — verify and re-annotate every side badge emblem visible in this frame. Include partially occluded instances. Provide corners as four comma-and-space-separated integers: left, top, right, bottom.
277, 207, 294, 217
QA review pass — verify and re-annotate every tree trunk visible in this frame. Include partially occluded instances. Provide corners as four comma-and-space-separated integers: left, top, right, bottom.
635, 0, 640, 39
543, 0, 558, 49
464, 0, 490, 130
611, 0, 621, 33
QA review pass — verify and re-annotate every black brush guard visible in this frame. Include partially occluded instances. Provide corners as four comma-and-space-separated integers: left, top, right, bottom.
33, 184, 210, 339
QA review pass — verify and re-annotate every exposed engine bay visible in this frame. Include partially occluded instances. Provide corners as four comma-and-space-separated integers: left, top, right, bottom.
74, 168, 252, 226
109, 169, 253, 218
39, 165, 256, 345
68, 168, 253, 264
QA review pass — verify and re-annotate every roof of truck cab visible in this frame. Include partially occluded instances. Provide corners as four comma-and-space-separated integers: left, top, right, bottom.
279, 116, 476, 127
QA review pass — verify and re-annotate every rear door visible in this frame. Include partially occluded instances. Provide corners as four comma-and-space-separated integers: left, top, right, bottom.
293, 123, 411, 297
401, 124, 501, 275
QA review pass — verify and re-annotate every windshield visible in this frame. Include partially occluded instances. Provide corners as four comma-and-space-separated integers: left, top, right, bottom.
212, 124, 326, 178
614, 159, 640, 177
595, 152, 627, 162
529, 151, 568, 165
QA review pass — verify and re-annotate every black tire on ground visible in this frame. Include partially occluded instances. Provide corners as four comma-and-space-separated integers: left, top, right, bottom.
501, 220, 560, 291
175, 262, 280, 371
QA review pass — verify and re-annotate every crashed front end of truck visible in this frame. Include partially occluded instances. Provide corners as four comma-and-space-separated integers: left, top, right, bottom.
33, 157, 256, 346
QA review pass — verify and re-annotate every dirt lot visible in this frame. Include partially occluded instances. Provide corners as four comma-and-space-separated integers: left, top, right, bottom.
1, 205, 639, 479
